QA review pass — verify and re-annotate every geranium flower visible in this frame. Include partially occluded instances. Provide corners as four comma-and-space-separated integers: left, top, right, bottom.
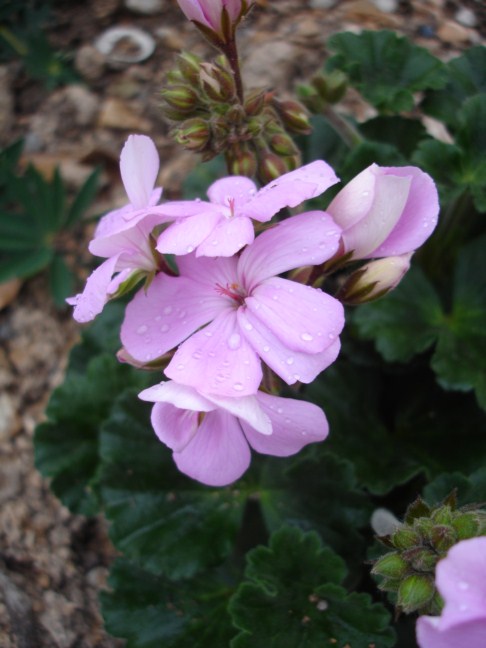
416, 536, 486, 648
139, 380, 329, 486
327, 164, 439, 260
121, 210, 344, 396
68, 134, 170, 322
155, 160, 339, 258
176, 0, 255, 41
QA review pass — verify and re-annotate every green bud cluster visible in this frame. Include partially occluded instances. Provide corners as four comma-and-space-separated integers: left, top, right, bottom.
160, 52, 312, 182
371, 493, 486, 616
297, 70, 348, 114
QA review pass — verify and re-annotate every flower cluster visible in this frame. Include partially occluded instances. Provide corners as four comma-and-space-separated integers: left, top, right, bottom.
68, 134, 439, 486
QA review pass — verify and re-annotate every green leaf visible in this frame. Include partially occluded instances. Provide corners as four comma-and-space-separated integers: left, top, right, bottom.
34, 354, 146, 515
306, 361, 424, 494
101, 559, 236, 648
339, 140, 407, 183
49, 253, 74, 308
0, 212, 44, 250
422, 46, 486, 129
358, 116, 428, 157
424, 466, 486, 506
297, 115, 348, 168
64, 167, 100, 228
0, 246, 52, 282
327, 30, 446, 113
353, 265, 443, 363
454, 95, 486, 212
229, 526, 395, 648
99, 391, 248, 579
412, 139, 464, 206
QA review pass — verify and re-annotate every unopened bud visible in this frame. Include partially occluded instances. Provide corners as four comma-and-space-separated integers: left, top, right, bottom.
174, 118, 210, 151
311, 70, 348, 104
297, 84, 325, 114
257, 151, 289, 183
402, 547, 438, 572
244, 89, 267, 116
269, 133, 299, 157
397, 574, 435, 614
429, 525, 457, 553
200, 62, 235, 102
161, 85, 199, 113
227, 145, 257, 177
177, 51, 202, 84
337, 254, 412, 305
372, 553, 408, 580
431, 505, 453, 526
272, 99, 312, 135
451, 513, 480, 540
392, 527, 421, 550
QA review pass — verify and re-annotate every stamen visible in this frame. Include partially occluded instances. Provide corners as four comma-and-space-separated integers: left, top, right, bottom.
215, 282, 244, 304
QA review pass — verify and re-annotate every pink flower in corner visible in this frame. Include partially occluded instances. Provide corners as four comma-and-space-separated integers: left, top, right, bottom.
139, 380, 329, 486
177, 0, 255, 40
416, 536, 486, 648
327, 164, 439, 260
121, 210, 345, 396
68, 134, 171, 323
155, 161, 339, 258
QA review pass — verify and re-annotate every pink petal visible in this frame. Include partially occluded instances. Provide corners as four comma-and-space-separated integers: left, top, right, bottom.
177, 253, 239, 291
67, 255, 120, 323
435, 537, 486, 630
242, 392, 328, 456
165, 310, 262, 397
238, 211, 342, 288
195, 215, 255, 257
139, 381, 216, 413
156, 210, 222, 256
370, 167, 440, 258
241, 160, 339, 223
326, 165, 377, 230
207, 176, 258, 210
341, 172, 412, 258
206, 393, 272, 435
173, 410, 251, 486
120, 273, 226, 363
417, 617, 486, 648
237, 306, 341, 385
120, 135, 160, 209
150, 401, 199, 452
246, 277, 344, 353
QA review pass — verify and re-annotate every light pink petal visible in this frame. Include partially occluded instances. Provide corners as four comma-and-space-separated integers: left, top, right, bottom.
156, 210, 222, 256
242, 392, 328, 456
120, 273, 226, 363
326, 165, 377, 230
238, 307, 341, 385
241, 160, 339, 222
165, 310, 262, 397
207, 176, 258, 210
238, 211, 342, 288
205, 393, 272, 435
195, 216, 255, 257
120, 135, 160, 209
150, 401, 199, 452
153, 199, 214, 219
417, 617, 486, 648
223, 0, 245, 22
67, 255, 120, 323
176, 253, 239, 290
139, 381, 216, 413
247, 277, 344, 353
435, 537, 486, 630
173, 410, 251, 486
106, 268, 133, 295
370, 167, 440, 258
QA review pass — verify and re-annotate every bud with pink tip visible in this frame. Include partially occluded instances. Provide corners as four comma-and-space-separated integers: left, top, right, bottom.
177, 0, 255, 43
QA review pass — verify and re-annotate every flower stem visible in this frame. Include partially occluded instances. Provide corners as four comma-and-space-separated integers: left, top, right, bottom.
223, 37, 244, 104
322, 105, 363, 148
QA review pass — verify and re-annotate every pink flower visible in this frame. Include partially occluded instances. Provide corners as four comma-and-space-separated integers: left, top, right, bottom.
139, 380, 329, 486
327, 164, 439, 260
176, 0, 255, 40
416, 536, 486, 648
121, 211, 344, 396
67, 135, 170, 322
155, 161, 339, 258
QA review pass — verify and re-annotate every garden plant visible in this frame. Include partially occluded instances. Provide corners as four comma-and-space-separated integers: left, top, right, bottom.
33, 1, 486, 646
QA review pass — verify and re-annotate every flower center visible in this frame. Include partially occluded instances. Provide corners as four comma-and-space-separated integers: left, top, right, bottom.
215, 282, 245, 305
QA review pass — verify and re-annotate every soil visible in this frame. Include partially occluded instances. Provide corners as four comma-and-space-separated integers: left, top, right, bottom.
0, 1, 484, 646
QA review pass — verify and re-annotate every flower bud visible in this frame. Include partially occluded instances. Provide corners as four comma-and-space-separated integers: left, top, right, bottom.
173, 118, 210, 152
397, 574, 435, 614
177, 51, 202, 84
269, 133, 299, 157
257, 150, 290, 183
392, 527, 422, 550
176, 0, 255, 44
161, 85, 199, 113
372, 553, 408, 580
311, 70, 348, 104
402, 547, 438, 572
451, 513, 480, 540
227, 144, 257, 177
429, 525, 457, 553
244, 89, 267, 116
272, 98, 312, 135
200, 62, 235, 102
337, 253, 412, 305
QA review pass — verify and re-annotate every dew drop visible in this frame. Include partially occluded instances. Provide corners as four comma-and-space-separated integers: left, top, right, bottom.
176, 363, 185, 370
277, 407, 283, 414
163, 306, 173, 315
216, 373, 226, 382
211, 240, 219, 246
186, 245, 195, 253
208, 351, 216, 358
244, 322, 253, 331
155, 315, 162, 322
284, 417, 291, 424
160, 324, 170, 333
137, 324, 148, 335
263, 345, 270, 352
458, 581, 469, 591
228, 333, 241, 349
192, 351, 202, 360
195, 197, 201, 203
178, 310, 187, 319
272, 294, 278, 301
301, 332, 313, 342
286, 357, 294, 365
222, 360, 230, 367
293, 373, 301, 381
328, 333, 335, 340
233, 382, 244, 391
204, 330, 213, 337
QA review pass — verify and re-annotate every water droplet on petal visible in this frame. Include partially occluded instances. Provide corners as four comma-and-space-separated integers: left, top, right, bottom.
216, 373, 226, 382
228, 333, 241, 349
178, 310, 186, 319
244, 322, 253, 331
204, 330, 213, 337
211, 240, 218, 246
186, 245, 194, 253
328, 333, 335, 340
163, 306, 173, 315
177, 363, 184, 370
160, 324, 170, 333
293, 373, 301, 381
458, 582, 469, 591
222, 360, 230, 367
137, 324, 148, 335
192, 351, 202, 360
263, 345, 270, 352
301, 332, 313, 342
155, 315, 162, 321
233, 382, 244, 391
284, 417, 291, 424
286, 357, 294, 365
277, 407, 283, 414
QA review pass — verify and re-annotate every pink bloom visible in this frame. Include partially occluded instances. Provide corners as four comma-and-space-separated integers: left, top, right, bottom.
327, 164, 439, 260
68, 135, 170, 322
155, 161, 339, 258
139, 380, 329, 486
121, 211, 344, 396
416, 537, 486, 648
176, 0, 254, 40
